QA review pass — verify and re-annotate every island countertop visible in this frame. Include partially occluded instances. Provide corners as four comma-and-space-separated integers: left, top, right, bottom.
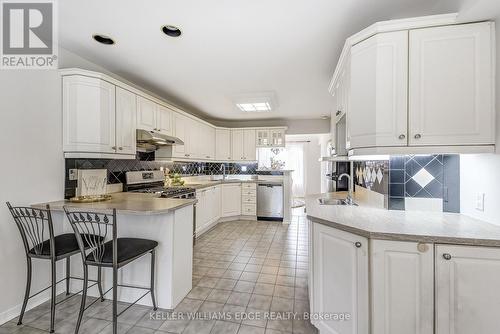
32, 192, 197, 215
306, 193, 500, 247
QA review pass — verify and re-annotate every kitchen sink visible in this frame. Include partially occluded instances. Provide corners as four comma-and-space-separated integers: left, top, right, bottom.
318, 198, 358, 206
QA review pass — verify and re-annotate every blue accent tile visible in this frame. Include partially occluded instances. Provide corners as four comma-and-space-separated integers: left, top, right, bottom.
389, 170, 404, 184
389, 183, 404, 197
389, 156, 405, 169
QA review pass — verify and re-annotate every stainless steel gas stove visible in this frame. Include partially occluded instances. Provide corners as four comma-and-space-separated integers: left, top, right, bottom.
125, 171, 195, 199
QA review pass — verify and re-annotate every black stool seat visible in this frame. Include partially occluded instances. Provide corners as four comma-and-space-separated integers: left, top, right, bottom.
86, 238, 158, 267
29, 233, 103, 258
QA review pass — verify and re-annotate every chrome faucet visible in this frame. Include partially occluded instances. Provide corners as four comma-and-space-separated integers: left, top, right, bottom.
339, 173, 354, 205
221, 164, 227, 181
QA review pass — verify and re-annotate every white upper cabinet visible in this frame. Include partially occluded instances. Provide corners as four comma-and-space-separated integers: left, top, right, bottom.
200, 123, 216, 160
409, 22, 495, 146
349, 30, 408, 149
311, 223, 369, 334
436, 244, 500, 334
137, 96, 173, 136
371, 240, 434, 334
270, 129, 285, 147
115, 87, 137, 155
216, 128, 232, 161
232, 129, 256, 161
256, 128, 286, 147
172, 112, 188, 158
63, 76, 116, 154
256, 129, 270, 147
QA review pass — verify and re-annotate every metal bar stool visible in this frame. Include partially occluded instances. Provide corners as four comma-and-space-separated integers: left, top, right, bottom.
6, 203, 105, 333
63, 207, 158, 334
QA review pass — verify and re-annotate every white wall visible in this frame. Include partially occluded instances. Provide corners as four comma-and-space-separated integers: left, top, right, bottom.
460, 7, 500, 225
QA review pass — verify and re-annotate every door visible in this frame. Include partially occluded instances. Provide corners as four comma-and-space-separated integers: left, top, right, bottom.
221, 184, 242, 217
115, 87, 137, 155
409, 22, 495, 146
173, 113, 188, 158
371, 240, 434, 334
216, 129, 232, 161
231, 130, 245, 161
195, 189, 207, 234
435, 244, 500, 334
136, 96, 157, 131
256, 129, 270, 147
157, 105, 173, 135
243, 129, 256, 160
63, 76, 116, 153
312, 223, 369, 334
349, 31, 408, 149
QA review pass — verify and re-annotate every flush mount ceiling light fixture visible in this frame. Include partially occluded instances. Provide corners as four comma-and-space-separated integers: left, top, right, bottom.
92, 34, 115, 45
161, 25, 182, 37
232, 92, 278, 113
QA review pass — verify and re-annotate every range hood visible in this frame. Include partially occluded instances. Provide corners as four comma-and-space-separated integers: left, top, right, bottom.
136, 129, 184, 152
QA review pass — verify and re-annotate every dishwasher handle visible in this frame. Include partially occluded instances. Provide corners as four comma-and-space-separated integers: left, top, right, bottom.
258, 183, 280, 188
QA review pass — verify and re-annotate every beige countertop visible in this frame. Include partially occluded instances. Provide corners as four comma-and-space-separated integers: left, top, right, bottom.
32, 192, 196, 215
306, 193, 500, 247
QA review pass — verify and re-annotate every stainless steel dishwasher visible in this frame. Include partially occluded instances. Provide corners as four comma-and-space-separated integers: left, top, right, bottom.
257, 182, 284, 221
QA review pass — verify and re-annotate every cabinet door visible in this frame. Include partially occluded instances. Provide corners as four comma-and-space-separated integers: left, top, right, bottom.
409, 22, 494, 146
173, 113, 188, 158
136, 96, 157, 131
256, 129, 270, 147
243, 129, 256, 161
115, 87, 137, 155
213, 186, 221, 221
63, 76, 116, 153
312, 223, 369, 334
221, 184, 242, 217
201, 124, 216, 160
436, 244, 500, 334
270, 129, 285, 147
187, 119, 201, 159
231, 130, 245, 161
157, 105, 173, 135
349, 31, 408, 149
195, 190, 207, 234
371, 240, 434, 334
216, 129, 232, 161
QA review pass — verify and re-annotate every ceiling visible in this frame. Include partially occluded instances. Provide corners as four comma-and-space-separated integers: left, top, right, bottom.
58, 0, 497, 122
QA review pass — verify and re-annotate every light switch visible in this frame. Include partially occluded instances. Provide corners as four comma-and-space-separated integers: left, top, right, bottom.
475, 193, 485, 211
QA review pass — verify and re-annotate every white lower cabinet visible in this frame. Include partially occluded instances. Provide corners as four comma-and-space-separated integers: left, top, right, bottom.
435, 245, 500, 334
371, 240, 434, 334
311, 222, 369, 334
195, 186, 221, 235
221, 184, 242, 217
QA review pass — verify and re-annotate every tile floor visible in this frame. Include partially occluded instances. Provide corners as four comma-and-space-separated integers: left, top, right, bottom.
0, 209, 317, 334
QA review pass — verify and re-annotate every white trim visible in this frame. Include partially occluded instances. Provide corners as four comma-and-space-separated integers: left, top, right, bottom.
348, 145, 495, 156
63, 152, 136, 159
329, 13, 459, 94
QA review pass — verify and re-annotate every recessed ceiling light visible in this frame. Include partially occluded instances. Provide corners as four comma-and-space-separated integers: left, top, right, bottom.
161, 25, 182, 37
93, 34, 115, 45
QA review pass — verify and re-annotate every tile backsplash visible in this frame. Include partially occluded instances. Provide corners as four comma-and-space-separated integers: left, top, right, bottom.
354, 155, 460, 212
64, 154, 260, 198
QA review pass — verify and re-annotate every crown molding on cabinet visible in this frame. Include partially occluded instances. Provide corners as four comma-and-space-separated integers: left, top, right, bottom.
328, 13, 459, 94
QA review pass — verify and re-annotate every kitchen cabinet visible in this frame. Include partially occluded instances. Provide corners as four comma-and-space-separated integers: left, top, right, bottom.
311, 223, 369, 334
256, 129, 270, 147
137, 96, 173, 136
195, 185, 221, 235
371, 240, 434, 334
115, 87, 137, 155
221, 183, 242, 217
63, 76, 116, 154
232, 129, 256, 161
270, 129, 285, 147
409, 22, 495, 146
241, 183, 257, 216
349, 30, 408, 149
435, 244, 500, 334
200, 124, 216, 160
216, 128, 232, 161
256, 128, 286, 148
172, 113, 216, 160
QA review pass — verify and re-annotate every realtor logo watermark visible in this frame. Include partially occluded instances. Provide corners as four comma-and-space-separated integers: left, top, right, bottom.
1, 0, 57, 69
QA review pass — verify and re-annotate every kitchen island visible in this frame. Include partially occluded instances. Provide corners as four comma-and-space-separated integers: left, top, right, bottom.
32, 192, 196, 310
305, 192, 500, 334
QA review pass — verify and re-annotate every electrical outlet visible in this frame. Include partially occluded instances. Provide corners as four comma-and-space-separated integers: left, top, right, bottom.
475, 193, 485, 211
69, 169, 78, 181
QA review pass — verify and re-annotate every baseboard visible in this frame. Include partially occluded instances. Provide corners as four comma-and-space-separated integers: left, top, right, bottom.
0, 285, 65, 326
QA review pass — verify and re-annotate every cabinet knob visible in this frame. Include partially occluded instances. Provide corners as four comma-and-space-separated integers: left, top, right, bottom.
443, 253, 452, 260
414, 134, 422, 139
112, 146, 117, 150
119, 147, 123, 150
417, 243, 429, 253
398, 134, 406, 140
355, 241, 362, 248
185, 154, 190, 157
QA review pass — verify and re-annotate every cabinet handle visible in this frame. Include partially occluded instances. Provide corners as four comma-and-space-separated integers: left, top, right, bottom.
119, 147, 123, 150
206, 156, 210, 158
112, 146, 117, 150
398, 134, 406, 140
355, 242, 362, 248
442, 253, 452, 260
185, 154, 190, 157
414, 134, 422, 139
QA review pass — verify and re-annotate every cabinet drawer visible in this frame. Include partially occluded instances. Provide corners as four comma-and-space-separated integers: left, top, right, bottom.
242, 189, 257, 197
242, 183, 257, 190
242, 195, 256, 204
242, 204, 257, 215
